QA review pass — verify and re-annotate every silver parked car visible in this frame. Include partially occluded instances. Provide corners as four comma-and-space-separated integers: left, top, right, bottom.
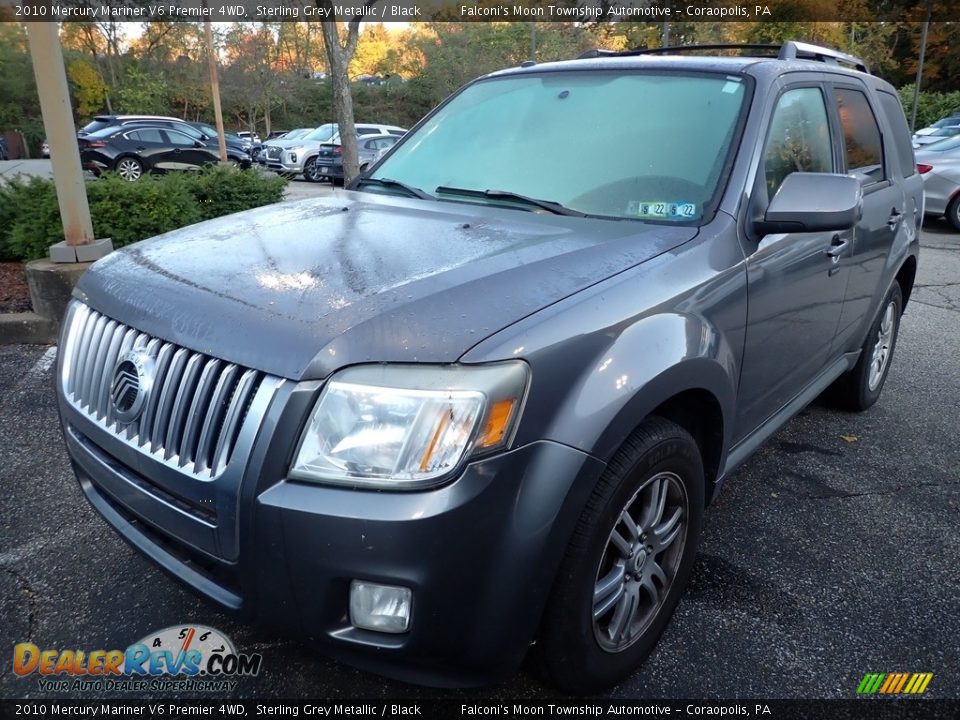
916, 136, 960, 229
260, 123, 405, 181
912, 125, 960, 148
912, 114, 960, 136
312, 134, 401, 182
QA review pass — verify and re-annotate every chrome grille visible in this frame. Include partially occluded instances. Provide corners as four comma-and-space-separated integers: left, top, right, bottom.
265, 145, 282, 159
62, 303, 265, 479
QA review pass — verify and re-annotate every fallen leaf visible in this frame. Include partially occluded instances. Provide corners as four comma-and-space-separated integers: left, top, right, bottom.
840, 434, 859, 443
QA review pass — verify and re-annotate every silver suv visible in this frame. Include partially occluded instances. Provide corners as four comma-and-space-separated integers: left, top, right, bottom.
57, 42, 920, 692
260, 122, 405, 180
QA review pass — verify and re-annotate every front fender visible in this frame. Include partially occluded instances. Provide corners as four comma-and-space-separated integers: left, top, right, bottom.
543, 313, 737, 465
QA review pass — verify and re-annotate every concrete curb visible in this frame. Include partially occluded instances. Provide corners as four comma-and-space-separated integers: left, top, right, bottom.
0, 311, 58, 345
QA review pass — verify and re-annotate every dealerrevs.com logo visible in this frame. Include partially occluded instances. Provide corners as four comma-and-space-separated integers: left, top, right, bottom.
13, 625, 262, 692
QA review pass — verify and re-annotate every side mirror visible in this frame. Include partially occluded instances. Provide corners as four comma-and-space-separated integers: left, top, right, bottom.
194, 140, 204, 148
755, 172, 862, 235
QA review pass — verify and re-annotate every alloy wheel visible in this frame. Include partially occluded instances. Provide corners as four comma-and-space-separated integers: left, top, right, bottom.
593, 471, 688, 653
868, 300, 897, 391
116, 158, 142, 181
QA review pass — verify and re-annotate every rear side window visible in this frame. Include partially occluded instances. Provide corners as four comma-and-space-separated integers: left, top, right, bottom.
763, 87, 833, 200
877, 91, 917, 177
126, 129, 164, 143
80, 119, 113, 134
833, 88, 884, 182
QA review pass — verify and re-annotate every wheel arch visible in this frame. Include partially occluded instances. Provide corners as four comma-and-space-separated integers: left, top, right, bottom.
895, 254, 918, 312
112, 153, 142, 168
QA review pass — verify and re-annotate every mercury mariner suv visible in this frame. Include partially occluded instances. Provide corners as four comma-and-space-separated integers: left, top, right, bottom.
57, 42, 921, 692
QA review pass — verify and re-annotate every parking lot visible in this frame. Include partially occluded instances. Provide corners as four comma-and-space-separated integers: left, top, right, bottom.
0, 220, 958, 701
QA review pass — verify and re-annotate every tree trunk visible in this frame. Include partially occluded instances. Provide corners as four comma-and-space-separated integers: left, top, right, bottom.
320, 19, 361, 184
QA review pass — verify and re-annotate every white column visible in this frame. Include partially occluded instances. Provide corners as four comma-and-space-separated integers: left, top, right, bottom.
26, 22, 96, 255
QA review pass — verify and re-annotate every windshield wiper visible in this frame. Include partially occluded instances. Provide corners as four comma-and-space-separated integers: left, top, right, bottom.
355, 177, 433, 200
435, 186, 588, 217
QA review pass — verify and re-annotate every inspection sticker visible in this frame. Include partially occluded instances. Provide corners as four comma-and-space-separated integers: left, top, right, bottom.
628, 201, 697, 219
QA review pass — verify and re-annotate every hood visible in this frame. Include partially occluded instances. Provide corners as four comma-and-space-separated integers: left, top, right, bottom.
76, 193, 696, 380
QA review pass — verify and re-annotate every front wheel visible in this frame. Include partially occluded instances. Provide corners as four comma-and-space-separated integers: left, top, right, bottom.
303, 157, 322, 183
830, 282, 903, 411
536, 417, 704, 693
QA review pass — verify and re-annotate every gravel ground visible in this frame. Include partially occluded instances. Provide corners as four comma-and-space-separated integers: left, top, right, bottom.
0, 222, 957, 703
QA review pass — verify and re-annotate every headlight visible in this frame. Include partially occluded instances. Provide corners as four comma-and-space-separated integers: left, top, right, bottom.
289, 362, 529, 489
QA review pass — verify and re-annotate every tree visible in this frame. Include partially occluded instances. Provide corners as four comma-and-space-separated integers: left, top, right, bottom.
67, 58, 108, 116
317, 2, 380, 184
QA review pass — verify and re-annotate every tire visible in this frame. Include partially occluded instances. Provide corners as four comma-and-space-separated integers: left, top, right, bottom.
303, 157, 321, 183
947, 195, 960, 232
114, 156, 143, 182
536, 417, 704, 693
830, 282, 903, 411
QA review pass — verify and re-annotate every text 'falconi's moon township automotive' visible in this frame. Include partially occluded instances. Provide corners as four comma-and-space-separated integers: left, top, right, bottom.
56, 41, 920, 692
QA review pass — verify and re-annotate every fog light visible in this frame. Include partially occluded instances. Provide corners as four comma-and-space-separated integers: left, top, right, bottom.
289, 153, 297, 163
349, 581, 412, 634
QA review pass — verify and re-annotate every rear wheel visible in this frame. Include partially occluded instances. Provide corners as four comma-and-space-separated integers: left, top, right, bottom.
537, 417, 704, 693
115, 156, 143, 182
947, 195, 960, 232
830, 282, 903, 411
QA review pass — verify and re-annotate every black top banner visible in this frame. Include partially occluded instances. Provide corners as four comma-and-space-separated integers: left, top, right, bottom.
2, 699, 960, 719
1, 0, 954, 23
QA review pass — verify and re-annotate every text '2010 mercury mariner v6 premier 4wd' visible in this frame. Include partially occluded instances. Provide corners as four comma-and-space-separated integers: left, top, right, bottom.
57, 42, 921, 692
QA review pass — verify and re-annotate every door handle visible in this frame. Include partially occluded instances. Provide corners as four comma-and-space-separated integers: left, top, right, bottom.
826, 234, 848, 259
136, 146, 145, 151
888, 208, 903, 229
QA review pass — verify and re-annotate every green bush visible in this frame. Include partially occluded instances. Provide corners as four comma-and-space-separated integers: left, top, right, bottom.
188, 165, 286, 221
2, 167, 288, 262
0, 176, 60, 261
898, 84, 960, 131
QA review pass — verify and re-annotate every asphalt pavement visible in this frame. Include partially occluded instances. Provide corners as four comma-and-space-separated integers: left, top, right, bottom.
0, 222, 958, 701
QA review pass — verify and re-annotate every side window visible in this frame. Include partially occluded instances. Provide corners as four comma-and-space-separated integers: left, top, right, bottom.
126, 128, 164, 144
762, 88, 834, 200
877, 91, 916, 178
164, 130, 195, 147
834, 88, 885, 182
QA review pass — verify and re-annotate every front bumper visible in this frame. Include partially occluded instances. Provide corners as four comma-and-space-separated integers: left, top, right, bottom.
59, 374, 605, 686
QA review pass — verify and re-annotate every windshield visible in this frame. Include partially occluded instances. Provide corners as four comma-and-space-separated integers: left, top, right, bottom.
304, 124, 338, 142
87, 126, 123, 139
80, 118, 114, 135
923, 136, 960, 152
929, 127, 960, 138
370, 71, 747, 222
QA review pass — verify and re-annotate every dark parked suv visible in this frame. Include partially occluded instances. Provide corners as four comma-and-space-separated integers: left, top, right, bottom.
56, 42, 921, 692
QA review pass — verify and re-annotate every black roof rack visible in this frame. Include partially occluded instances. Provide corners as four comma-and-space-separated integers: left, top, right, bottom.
577, 41, 869, 74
